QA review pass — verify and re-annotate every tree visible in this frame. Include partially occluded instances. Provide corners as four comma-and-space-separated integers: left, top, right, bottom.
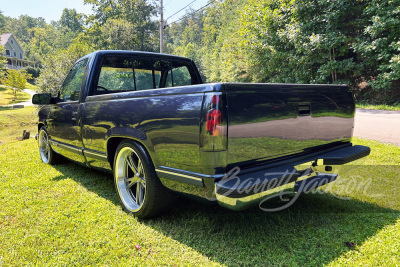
0, 10, 6, 30
356, 0, 400, 100
83, 0, 158, 51
99, 18, 136, 50
60, 8, 84, 33
0, 45, 6, 80
36, 41, 93, 94
0, 69, 32, 99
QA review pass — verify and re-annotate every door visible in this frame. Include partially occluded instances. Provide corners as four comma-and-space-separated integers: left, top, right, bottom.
47, 58, 89, 163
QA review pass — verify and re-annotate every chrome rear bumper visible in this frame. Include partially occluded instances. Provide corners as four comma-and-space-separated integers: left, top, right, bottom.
215, 144, 370, 210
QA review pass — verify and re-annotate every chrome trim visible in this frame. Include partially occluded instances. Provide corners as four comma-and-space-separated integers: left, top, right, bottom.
157, 166, 224, 180
156, 169, 203, 182
83, 149, 108, 161
49, 140, 83, 154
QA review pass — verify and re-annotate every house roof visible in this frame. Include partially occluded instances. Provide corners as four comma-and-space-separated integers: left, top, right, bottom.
0, 33, 12, 46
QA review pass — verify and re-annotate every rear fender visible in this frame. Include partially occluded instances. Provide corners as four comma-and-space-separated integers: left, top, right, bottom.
105, 127, 156, 165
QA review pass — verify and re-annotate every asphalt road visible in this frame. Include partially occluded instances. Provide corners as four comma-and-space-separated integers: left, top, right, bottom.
354, 108, 400, 146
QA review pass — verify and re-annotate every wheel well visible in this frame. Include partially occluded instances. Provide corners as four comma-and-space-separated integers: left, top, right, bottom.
38, 123, 44, 132
107, 137, 148, 169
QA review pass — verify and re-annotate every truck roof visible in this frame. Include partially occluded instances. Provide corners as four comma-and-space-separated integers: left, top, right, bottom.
84, 50, 194, 62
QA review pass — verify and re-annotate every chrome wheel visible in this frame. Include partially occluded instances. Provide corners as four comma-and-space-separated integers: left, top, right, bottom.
38, 129, 51, 164
115, 146, 146, 212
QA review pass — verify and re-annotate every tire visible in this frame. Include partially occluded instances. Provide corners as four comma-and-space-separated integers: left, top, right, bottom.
38, 126, 60, 165
113, 140, 173, 218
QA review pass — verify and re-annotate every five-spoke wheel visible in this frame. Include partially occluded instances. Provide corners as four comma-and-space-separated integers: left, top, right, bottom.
115, 146, 147, 211
114, 140, 173, 218
38, 127, 59, 165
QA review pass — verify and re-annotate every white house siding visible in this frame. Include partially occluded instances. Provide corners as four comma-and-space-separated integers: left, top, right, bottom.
1, 33, 34, 70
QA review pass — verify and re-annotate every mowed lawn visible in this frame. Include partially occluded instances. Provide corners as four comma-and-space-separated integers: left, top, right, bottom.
0, 136, 399, 265
0, 86, 31, 106
0, 106, 37, 145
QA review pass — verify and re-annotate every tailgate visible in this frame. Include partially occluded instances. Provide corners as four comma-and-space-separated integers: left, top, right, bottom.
225, 83, 355, 169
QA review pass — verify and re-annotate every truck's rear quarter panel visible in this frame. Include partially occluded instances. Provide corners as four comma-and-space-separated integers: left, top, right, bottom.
82, 85, 213, 172
224, 83, 355, 169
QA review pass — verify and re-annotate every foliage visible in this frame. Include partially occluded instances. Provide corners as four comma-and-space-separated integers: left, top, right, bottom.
1, 10, 86, 65
98, 18, 137, 50
0, 10, 5, 29
0, 69, 32, 99
83, 0, 158, 51
36, 42, 93, 94
60, 8, 84, 33
0, 45, 5, 81
3, 0, 400, 105
164, 0, 400, 104
25, 66, 40, 80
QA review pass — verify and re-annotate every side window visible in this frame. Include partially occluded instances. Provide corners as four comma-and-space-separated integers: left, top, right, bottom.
172, 61, 193, 87
59, 58, 89, 102
133, 58, 154, 91
96, 56, 134, 95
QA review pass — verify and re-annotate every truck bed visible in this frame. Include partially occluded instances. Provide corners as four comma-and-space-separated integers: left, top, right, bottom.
224, 83, 355, 170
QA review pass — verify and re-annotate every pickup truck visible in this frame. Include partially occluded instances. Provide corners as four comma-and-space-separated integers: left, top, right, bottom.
33, 50, 370, 218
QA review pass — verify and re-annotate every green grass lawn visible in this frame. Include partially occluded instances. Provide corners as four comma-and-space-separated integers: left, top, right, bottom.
0, 86, 31, 106
0, 137, 399, 266
0, 106, 37, 145
25, 82, 38, 91
356, 103, 400, 111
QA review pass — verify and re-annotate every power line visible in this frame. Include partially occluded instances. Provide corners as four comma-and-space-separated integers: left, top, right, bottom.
166, 0, 198, 21
165, 1, 214, 26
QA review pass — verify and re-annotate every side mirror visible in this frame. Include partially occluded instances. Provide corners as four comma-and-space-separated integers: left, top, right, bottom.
32, 93, 54, 105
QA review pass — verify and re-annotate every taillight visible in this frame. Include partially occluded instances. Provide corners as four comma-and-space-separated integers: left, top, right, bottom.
206, 109, 221, 135
200, 92, 227, 152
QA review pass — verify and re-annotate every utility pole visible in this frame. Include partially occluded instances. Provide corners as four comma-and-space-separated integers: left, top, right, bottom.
160, 0, 164, 53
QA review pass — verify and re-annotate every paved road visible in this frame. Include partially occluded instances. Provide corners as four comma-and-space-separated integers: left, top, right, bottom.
14, 89, 36, 106
354, 108, 400, 146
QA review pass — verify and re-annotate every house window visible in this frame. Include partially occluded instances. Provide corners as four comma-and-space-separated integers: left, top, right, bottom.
14, 52, 16, 57
10, 40, 13, 44
20, 53, 22, 59
6, 50, 10, 56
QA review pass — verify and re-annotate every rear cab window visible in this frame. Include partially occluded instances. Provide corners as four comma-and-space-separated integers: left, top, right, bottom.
91, 54, 200, 96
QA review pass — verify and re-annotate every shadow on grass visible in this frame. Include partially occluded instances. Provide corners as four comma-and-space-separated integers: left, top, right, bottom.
52, 161, 399, 266
0, 106, 14, 111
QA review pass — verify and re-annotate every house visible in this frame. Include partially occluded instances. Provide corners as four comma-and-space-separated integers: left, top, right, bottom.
0, 33, 35, 70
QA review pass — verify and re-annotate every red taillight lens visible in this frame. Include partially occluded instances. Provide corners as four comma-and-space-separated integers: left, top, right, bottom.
206, 109, 221, 135
200, 92, 227, 152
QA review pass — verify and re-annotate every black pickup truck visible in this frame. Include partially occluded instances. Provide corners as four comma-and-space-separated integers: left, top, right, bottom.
33, 50, 370, 218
